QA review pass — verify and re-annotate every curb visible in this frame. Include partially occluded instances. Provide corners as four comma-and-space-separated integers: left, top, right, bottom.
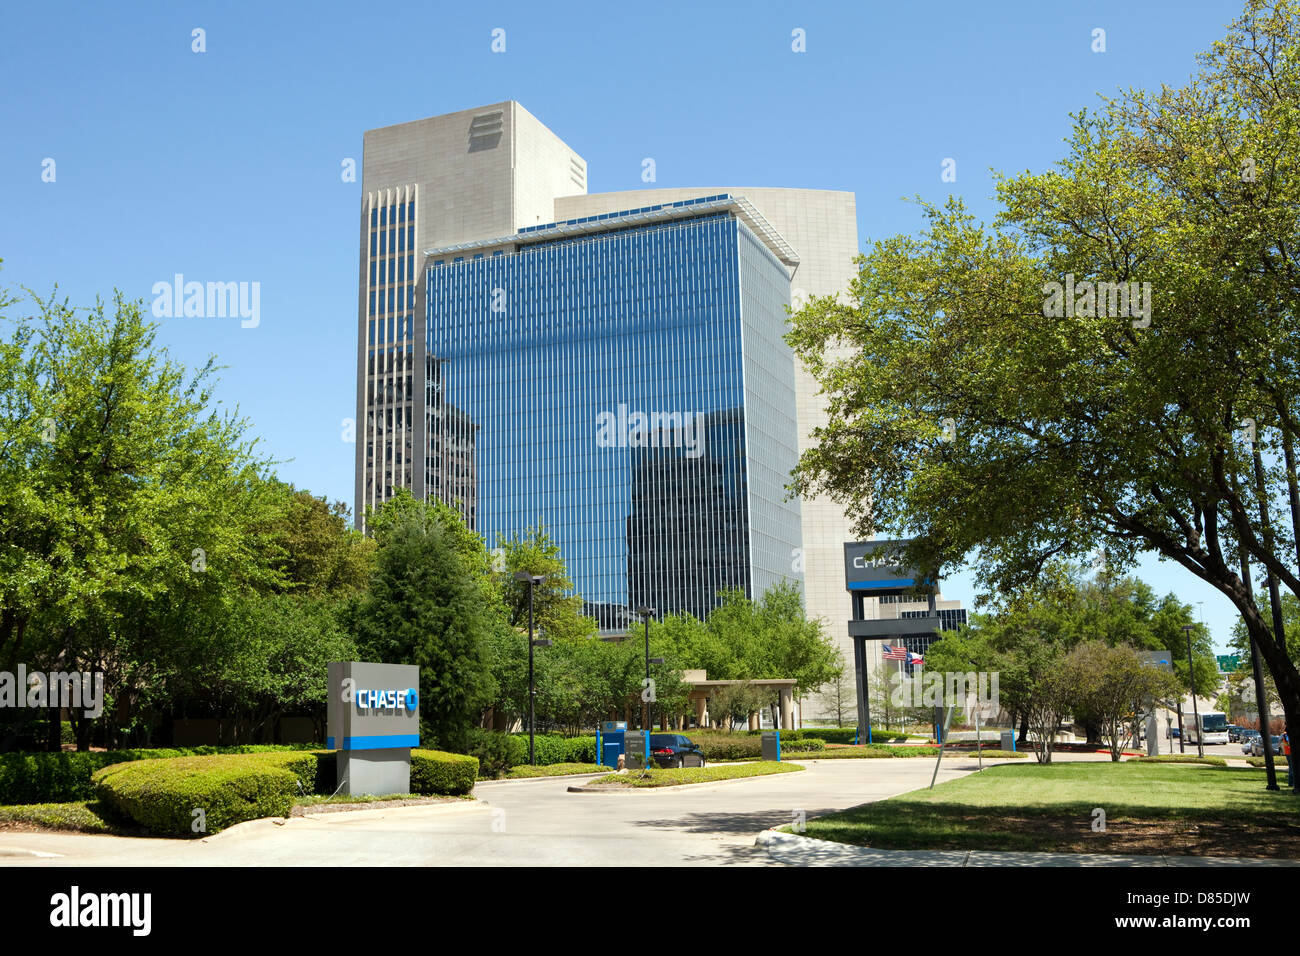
201, 798, 489, 841
756, 828, 970, 866
754, 828, 1300, 867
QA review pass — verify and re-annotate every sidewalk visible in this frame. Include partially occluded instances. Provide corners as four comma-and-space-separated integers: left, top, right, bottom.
756, 830, 1300, 867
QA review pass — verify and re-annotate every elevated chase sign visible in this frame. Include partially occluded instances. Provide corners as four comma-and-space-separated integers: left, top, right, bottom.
844, 540, 926, 595
327, 661, 420, 796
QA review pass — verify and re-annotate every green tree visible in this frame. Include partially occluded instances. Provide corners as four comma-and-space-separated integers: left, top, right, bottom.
498, 526, 598, 643
1070, 641, 1181, 762
0, 288, 286, 749
351, 507, 497, 750
708, 681, 768, 732
266, 485, 375, 596
705, 584, 841, 704
785, 1, 1300, 754
816, 654, 856, 728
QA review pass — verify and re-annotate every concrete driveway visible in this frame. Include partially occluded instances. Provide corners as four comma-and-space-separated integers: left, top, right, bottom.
0, 756, 995, 867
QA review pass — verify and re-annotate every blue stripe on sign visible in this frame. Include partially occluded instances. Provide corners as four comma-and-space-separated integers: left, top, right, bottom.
848, 578, 916, 590
339, 734, 420, 751
326, 736, 335, 749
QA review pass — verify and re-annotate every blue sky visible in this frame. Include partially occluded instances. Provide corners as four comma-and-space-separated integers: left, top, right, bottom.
0, 0, 1251, 649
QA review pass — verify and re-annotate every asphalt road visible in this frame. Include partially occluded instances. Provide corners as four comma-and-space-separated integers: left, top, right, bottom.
0, 757, 994, 867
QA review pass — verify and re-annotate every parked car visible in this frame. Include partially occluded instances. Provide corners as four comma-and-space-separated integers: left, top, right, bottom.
1228, 725, 1244, 743
649, 734, 705, 769
1244, 734, 1283, 757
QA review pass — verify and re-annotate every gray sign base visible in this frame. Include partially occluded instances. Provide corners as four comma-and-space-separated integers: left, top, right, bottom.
339, 748, 412, 796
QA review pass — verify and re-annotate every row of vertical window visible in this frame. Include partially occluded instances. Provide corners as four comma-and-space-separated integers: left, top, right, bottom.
371, 255, 416, 285
369, 316, 415, 344
370, 202, 415, 226
369, 288, 416, 315
371, 224, 416, 257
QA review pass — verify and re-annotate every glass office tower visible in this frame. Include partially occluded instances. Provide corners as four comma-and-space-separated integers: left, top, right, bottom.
424, 202, 802, 621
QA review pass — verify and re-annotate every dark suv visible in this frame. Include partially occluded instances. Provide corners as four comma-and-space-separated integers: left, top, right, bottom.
649, 734, 705, 768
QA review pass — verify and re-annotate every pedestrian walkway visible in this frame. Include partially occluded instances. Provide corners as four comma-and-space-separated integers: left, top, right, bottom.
756, 829, 1300, 866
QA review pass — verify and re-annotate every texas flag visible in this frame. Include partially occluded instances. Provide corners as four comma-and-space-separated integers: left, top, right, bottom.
908, 651, 925, 665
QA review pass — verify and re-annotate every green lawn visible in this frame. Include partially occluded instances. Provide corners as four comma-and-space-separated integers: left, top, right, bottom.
589, 761, 803, 788
506, 763, 612, 778
795, 762, 1300, 858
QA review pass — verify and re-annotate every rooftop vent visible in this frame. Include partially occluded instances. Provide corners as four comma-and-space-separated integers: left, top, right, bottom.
468, 111, 504, 152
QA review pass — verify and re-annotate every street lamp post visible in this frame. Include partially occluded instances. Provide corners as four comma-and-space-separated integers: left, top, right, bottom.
517, 572, 547, 765
637, 606, 657, 730
1183, 624, 1203, 759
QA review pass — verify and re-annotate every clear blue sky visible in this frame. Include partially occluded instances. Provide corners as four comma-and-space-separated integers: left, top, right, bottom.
0, 0, 1251, 649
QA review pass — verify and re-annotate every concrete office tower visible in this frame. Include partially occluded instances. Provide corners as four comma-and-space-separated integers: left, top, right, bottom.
356, 102, 588, 518
356, 103, 863, 716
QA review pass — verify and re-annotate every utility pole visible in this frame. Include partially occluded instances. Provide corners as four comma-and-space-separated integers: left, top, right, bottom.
636, 606, 660, 731
516, 572, 547, 765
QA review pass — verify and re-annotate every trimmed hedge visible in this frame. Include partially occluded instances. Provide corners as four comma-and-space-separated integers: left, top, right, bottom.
1129, 754, 1228, 766
463, 731, 598, 777
755, 727, 859, 744
0, 800, 120, 834
92, 749, 479, 836
1246, 756, 1291, 767
463, 730, 836, 774
410, 749, 477, 795
782, 745, 938, 759
681, 731, 826, 761
0, 744, 320, 805
92, 753, 304, 836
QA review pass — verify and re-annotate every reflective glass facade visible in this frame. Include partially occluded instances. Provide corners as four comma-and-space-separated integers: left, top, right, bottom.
425, 212, 802, 621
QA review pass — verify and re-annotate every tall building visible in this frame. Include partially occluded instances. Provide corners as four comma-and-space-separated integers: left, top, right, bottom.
355, 102, 863, 713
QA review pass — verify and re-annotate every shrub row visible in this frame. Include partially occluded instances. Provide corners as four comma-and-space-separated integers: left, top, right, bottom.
0, 744, 319, 805
1129, 754, 1227, 766
782, 744, 936, 759
675, 731, 826, 761
752, 727, 862, 744
462, 729, 837, 775
463, 731, 598, 778
1246, 756, 1291, 767
91, 748, 479, 836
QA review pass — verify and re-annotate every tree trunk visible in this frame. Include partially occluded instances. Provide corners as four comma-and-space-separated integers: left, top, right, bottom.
46, 704, 61, 752
1082, 717, 1102, 746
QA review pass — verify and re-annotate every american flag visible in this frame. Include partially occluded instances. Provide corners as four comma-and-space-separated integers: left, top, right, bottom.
881, 644, 908, 661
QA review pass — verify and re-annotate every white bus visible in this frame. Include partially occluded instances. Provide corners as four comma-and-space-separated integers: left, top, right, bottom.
1181, 711, 1229, 745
